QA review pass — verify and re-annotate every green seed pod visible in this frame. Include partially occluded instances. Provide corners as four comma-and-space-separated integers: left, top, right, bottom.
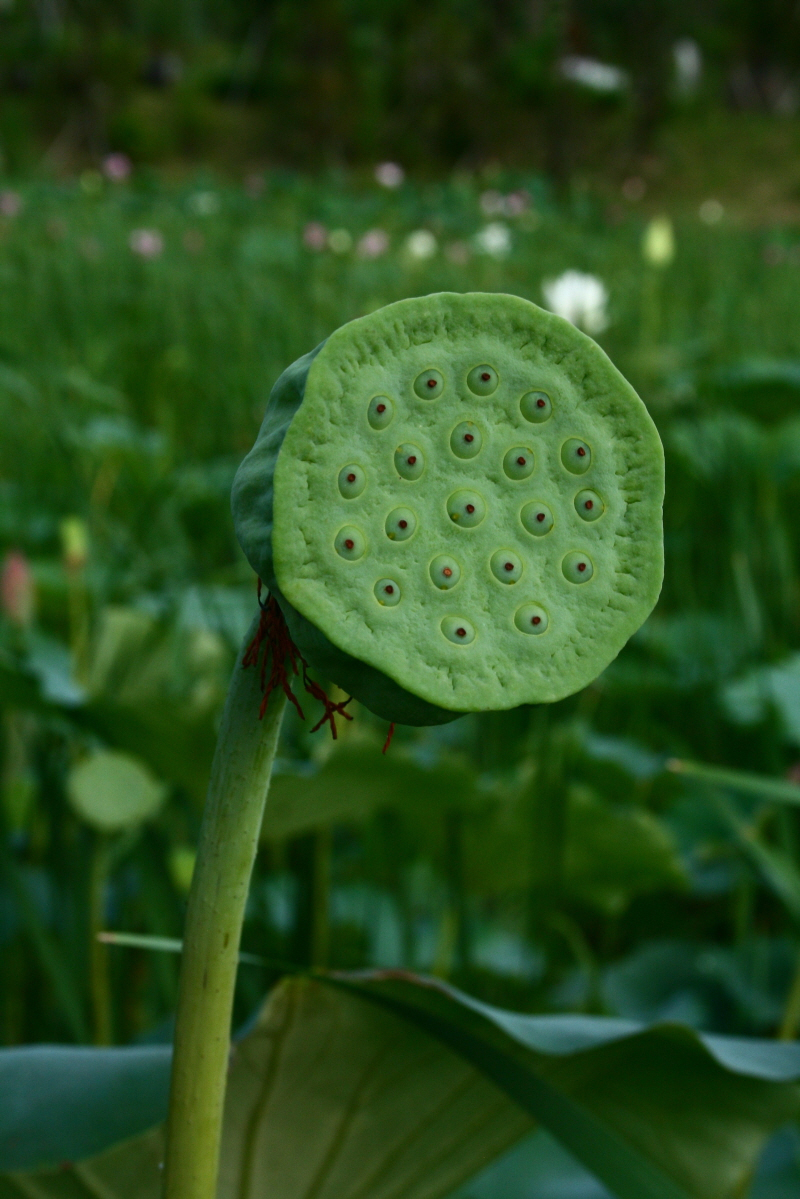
232, 292, 664, 723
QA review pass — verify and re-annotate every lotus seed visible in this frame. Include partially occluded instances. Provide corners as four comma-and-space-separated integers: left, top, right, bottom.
562, 439, 592, 474
441, 616, 476, 645
447, 489, 486, 528
338, 464, 366, 498
520, 391, 552, 423
374, 578, 401, 606
450, 421, 483, 460
562, 551, 594, 584
395, 444, 425, 480
467, 365, 499, 396
575, 489, 604, 522
430, 555, 461, 590
335, 526, 366, 561
520, 502, 554, 536
368, 395, 394, 429
385, 507, 417, 541
514, 604, 549, 635
490, 550, 522, 584
414, 369, 444, 399
503, 447, 535, 480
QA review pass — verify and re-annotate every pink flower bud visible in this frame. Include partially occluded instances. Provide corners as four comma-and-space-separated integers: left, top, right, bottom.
1, 552, 36, 628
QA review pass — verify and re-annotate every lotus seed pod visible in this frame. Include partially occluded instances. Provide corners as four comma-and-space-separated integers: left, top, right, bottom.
232, 292, 664, 723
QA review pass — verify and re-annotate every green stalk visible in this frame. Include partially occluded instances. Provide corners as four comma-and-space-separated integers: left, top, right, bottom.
163, 615, 287, 1199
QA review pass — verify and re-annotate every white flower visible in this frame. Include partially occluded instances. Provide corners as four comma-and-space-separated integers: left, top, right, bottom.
642, 217, 675, 268
129, 228, 164, 259
405, 229, 437, 259
187, 191, 220, 217
474, 222, 511, 258
357, 229, 389, 259
699, 199, 724, 225
542, 271, 609, 335
328, 228, 353, 254
375, 162, 404, 188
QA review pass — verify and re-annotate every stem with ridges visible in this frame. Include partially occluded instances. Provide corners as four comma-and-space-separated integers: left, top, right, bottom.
163, 614, 287, 1199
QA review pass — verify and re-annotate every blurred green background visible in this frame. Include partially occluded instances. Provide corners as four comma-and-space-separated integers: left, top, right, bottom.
3, 4, 800, 1189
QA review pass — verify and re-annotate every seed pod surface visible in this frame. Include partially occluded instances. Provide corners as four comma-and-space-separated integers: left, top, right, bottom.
234, 292, 664, 718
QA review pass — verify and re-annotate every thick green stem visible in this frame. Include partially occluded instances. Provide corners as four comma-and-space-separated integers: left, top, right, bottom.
163, 615, 287, 1199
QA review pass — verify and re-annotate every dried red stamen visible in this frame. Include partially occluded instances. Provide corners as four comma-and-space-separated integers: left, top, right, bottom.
532, 616, 541, 625
466, 503, 475, 513
376, 403, 386, 413
347, 472, 356, 483
585, 500, 593, 510
536, 512, 545, 522
398, 519, 408, 529
577, 446, 586, 457
443, 567, 453, 577
427, 378, 438, 388
481, 372, 491, 381
243, 585, 353, 738
385, 584, 394, 594
464, 433, 474, 443
407, 456, 417, 465
456, 627, 466, 637
578, 562, 586, 572
382, 721, 396, 754
344, 538, 354, 550
517, 456, 526, 466
504, 562, 514, 571
536, 398, 546, 408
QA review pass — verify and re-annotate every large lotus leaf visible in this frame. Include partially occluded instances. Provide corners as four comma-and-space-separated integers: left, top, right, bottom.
4, 973, 800, 1199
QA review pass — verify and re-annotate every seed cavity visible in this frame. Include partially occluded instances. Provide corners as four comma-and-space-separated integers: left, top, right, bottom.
561, 438, 592, 474
430, 555, 461, 590
447, 489, 486, 528
368, 395, 394, 430
395, 443, 425, 480
414, 369, 444, 399
374, 578, 401, 606
441, 616, 476, 645
521, 502, 554, 537
385, 507, 417, 541
503, 447, 535, 480
338, 464, 366, 498
467, 365, 499, 396
514, 604, 549, 635
335, 526, 366, 561
490, 549, 522, 584
450, 421, 483, 460
520, 391, 552, 423
575, 489, 604, 522
562, 551, 594, 584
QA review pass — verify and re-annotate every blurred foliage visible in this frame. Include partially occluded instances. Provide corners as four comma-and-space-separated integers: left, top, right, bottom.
0, 1, 799, 173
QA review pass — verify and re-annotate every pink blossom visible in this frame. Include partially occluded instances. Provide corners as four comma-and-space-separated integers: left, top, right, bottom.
129, 228, 164, 259
0, 191, 22, 219
1, 552, 36, 628
303, 222, 327, 251
357, 229, 389, 259
102, 153, 132, 182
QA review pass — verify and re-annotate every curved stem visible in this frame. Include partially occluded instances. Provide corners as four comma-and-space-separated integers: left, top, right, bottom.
163, 615, 287, 1199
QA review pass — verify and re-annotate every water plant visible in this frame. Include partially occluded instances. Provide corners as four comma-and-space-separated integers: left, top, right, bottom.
163, 291, 664, 1198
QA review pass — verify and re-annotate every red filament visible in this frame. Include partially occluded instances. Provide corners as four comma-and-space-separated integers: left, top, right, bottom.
536, 398, 546, 408
408, 456, 417, 465
382, 721, 396, 754
427, 378, 438, 388
578, 562, 586, 572
532, 616, 541, 625
481, 372, 491, 381
443, 567, 453, 577
385, 584, 394, 594
242, 586, 353, 738
456, 627, 466, 637
464, 433, 474, 443
577, 446, 586, 457
347, 473, 356, 483
376, 403, 386, 413
517, 456, 526, 466
585, 500, 593, 510
466, 503, 475, 514
344, 538, 354, 550
504, 562, 514, 571
398, 519, 408, 529
536, 512, 545, 522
